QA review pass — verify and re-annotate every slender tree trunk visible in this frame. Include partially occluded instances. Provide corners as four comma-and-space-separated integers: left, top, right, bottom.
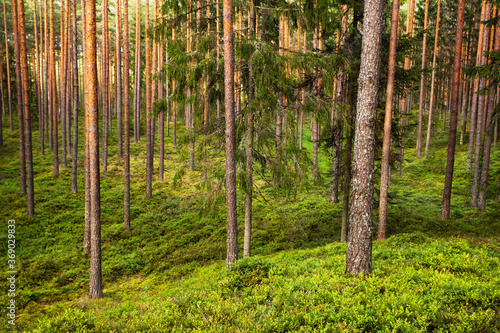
116, 0, 123, 157
345, 0, 384, 276
71, 0, 79, 194
3, 0, 12, 132
424, 0, 441, 157
12, 0, 25, 195
17, 0, 34, 216
123, 0, 131, 230
223, 0, 238, 269
102, 0, 109, 172
416, 0, 429, 157
275, 12, 284, 185
84, 0, 103, 300
133, 0, 141, 143
378, 0, 400, 240
244, 0, 256, 258
60, 0, 67, 169
477, 17, 499, 211
440, 0, 465, 220
145, 0, 152, 198
50, 0, 59, 177
341, 84, 354, 243
472, 4, 491, 208
467, 2, 487, 171
0, 49, 3, 145
34, 0, 42, 151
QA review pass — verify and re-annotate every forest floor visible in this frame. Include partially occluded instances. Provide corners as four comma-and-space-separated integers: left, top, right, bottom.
0, 115, 499, 332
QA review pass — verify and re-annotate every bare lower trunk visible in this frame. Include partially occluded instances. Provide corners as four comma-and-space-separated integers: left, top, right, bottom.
71, 0, 79, 194
123, 0, 131, 230
440, 0, 465, 220
345, 0, 384, 276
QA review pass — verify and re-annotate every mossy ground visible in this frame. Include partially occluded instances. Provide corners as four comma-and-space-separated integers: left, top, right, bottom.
0, 115, 499, 332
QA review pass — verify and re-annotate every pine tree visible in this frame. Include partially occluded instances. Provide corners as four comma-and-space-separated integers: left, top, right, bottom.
440, 0, 466, 220
345, 0, 384, 276
124, 0, 131, 230
3, 0, 12, 132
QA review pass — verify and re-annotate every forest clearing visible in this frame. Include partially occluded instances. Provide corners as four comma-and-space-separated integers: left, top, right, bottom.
0, 0, 499, 331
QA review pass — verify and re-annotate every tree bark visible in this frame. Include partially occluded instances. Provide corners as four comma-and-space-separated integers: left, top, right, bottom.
133, 0, 141, 143
12, 0, 25, 195
345, 0, 384, 276
424, 0, 441, 158
416, 0, 429, 158
71, 0, 79, 194
145, 0, 152, 198
440, 0, 465, 220
466, 2, 487, 171
471, 4, 491, 208
378, 0, 400, 240
102, 0, 109, 172
477, 16, 499, 212
17, 0, 34, 216
85, 0, 103, 299
3, 0, 12, 132
116, 0, 123, 157
50, 0, 59, 177
223, 0, 238, 269
123, 0, 131, 230
244, 0, 256, 258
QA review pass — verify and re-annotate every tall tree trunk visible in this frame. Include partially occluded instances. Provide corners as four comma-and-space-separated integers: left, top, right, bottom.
416, 0, 429, 157
466, 2, 487, 171
477, 16, 499, 212
172, 20, 177, 149
223, 0, 238, 269
158, 0, 165, 181
378, 0, 400, 240
12, 0, 25, 195
275, 11, 284, 185
471, 4, 491, 208
71, 0, 79, 194
145, 0, 152, 198
244, 0, 256, 258
50, 0, 59, 177
345, 0, 384, 276
3, 0, 12, 132
34, 0, 42, 152
17, 0, 34, 216
60, 0, 67, 169
0, 47, 3, 145
440, 0, 465, 220
133, 0, 141, 143
123, 0, 131, 230
82, 0, 91, 256
102, 0, 109, 172
341, 82, 354, 243
424, 0, 441, 157
116, 0, 123, 157
330, 8, 348, 203
85, 0, 103, 300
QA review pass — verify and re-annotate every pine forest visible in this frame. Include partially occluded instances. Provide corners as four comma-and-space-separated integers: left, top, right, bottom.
0, 0, 500, 330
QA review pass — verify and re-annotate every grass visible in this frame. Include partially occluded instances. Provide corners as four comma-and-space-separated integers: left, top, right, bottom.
0, 113, 499, 332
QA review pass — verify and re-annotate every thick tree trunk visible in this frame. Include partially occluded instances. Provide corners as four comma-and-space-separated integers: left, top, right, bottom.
416, 0, 429, 158
123, 0, 131, 230
85, 0, 103, 300
378, 0, 400, 240
440, 0, 465, 220
223, 0, 238, 269
17, 0, 34, 216
424, 0, 441, 158
345, 0, 384, 276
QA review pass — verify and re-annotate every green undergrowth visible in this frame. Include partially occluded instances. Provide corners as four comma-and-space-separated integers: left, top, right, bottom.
0, 116, 499, 331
